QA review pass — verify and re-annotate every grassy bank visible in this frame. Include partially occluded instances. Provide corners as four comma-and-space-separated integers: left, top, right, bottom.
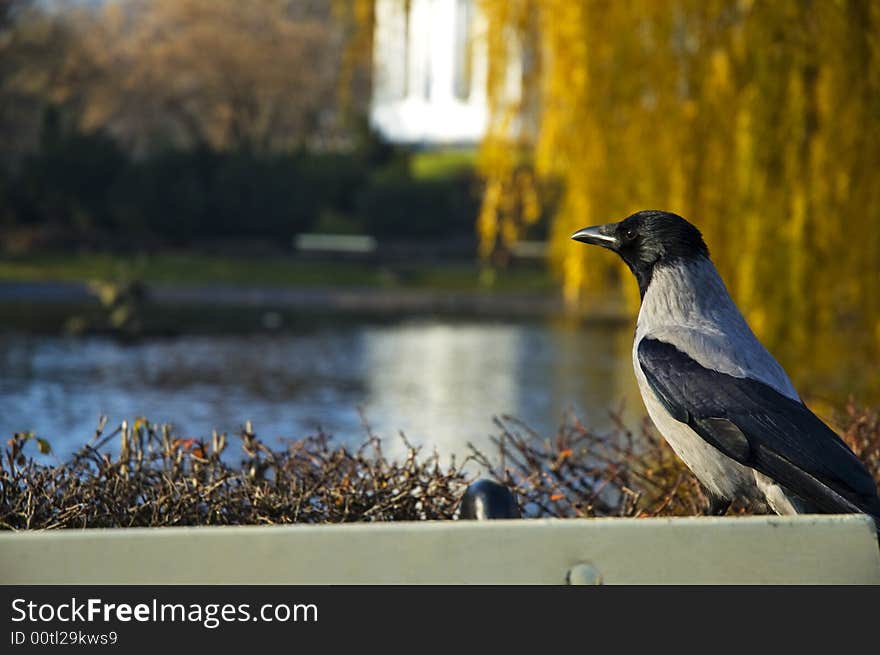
2, 404, 877, 528
0, 252, 554, 293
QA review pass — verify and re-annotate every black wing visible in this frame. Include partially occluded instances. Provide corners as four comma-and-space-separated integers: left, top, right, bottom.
638, 338, 880, 519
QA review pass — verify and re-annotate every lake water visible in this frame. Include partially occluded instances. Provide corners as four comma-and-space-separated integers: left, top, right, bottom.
0, 317, 644, 462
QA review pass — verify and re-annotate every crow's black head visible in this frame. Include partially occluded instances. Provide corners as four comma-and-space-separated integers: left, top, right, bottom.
571, 210, 709, 296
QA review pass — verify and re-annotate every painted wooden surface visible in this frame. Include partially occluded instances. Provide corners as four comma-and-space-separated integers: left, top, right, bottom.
1, 515, 878, 585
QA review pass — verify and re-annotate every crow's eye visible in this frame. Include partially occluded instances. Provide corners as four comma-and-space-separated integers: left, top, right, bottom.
624, 229, 637, 241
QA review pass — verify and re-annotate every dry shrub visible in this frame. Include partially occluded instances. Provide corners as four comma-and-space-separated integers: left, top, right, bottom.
482, 402, 880, 519
0, 419, 467, 529
2, 403, 879, 529
471, 413, 706, 519
840, 401, 880, 485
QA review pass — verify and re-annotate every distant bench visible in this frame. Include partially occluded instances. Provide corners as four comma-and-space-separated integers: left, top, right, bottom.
293, 233, 548, 262
294, 233, 378, 254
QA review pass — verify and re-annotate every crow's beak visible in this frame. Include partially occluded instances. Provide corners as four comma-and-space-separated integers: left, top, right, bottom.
571, 223, 619, 249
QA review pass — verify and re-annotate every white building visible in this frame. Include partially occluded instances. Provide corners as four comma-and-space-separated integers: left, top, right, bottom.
371, 0, 508, 145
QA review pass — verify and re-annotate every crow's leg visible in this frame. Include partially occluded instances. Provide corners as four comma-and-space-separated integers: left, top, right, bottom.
705, 491, 731, 516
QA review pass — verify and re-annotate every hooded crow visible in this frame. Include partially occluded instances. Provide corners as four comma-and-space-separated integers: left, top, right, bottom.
572, 210, 880, 526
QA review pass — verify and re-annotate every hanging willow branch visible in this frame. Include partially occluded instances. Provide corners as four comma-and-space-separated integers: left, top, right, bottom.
477, 0, 880, 394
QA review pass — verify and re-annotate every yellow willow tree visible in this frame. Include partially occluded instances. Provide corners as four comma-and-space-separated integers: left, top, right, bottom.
479, 0, 880, 399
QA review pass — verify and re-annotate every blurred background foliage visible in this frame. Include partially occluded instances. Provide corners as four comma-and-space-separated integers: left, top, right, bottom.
0, 0, 877, 408
477, 0, 880, 396
0, 0, 479, 244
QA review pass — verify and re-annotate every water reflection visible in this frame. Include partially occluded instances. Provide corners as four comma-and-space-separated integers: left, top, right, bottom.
0, 320, 641, 456
364, 323, 522, 457
362, 319, 640, 458
0, 318, 642, 461
3, 309, 875, 465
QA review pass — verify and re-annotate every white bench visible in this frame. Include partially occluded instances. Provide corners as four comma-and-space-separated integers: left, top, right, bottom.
1, 515, 877, 584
